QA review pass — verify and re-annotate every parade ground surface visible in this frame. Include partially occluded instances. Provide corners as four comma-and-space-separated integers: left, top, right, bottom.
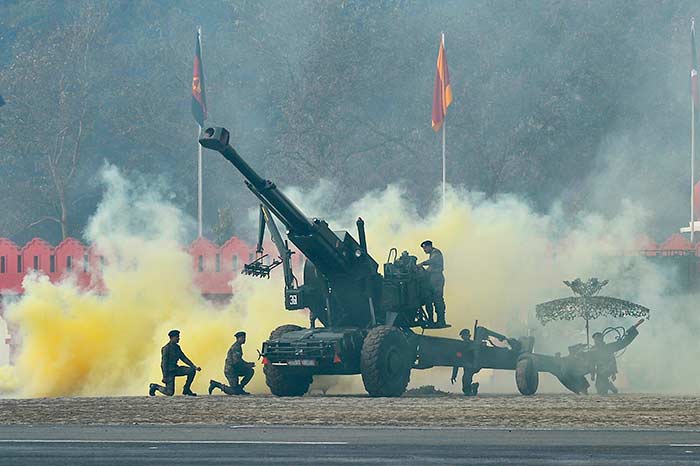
1, 394, 700, 465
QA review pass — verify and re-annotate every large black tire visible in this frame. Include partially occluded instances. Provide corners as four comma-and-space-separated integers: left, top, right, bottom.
361, 326, 413, 397
264, 324, 313, 397
515, 357, 539, 395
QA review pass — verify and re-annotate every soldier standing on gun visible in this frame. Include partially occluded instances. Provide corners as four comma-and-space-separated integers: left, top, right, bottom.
590, 319, 644, 395
451, 328, 479, 396
149, 329, 201, 396
209, 331, 255, 396
420, 240, 446, 327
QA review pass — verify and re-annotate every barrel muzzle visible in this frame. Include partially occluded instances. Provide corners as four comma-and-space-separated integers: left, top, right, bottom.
199, 127, 230, 152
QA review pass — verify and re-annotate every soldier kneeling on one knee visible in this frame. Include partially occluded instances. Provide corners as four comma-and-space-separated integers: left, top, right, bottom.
209, 331, 255, 396
149, 329, 201, 397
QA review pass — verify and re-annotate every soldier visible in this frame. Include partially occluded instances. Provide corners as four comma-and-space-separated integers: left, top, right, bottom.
451, 328, 479, 396
420, 240, 446, 327
149, 329, 201, 397
590, 319, 643, 395
208, 331, 255, 396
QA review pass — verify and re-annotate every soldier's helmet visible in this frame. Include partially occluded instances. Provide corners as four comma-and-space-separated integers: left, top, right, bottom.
168, 329, 180, 338
592, 332, 604, 342
459, 328, 471, 339
235, 331, 246, 338
420, 240, 433, 248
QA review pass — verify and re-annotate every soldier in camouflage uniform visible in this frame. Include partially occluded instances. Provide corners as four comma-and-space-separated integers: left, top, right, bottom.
590, 322, 640, 395
149, 329, 201, 396
209, 331, 255, 396
420, 240, 446, 327
451, 329, 479, 396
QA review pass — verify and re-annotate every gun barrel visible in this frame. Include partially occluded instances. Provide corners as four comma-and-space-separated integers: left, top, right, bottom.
199, 127, 312, 234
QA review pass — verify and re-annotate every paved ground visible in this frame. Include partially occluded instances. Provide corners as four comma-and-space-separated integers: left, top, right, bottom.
0, 393, 698, 429
0, 425, 699, 465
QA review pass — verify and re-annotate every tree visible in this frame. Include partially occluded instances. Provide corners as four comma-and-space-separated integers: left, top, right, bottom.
1, 3, 109, 240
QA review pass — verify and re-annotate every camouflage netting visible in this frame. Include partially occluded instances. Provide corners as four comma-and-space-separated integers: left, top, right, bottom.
536, 278, 651, 325
536, 296, 651, 325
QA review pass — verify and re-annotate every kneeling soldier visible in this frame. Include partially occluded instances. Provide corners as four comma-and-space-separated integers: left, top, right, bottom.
149, 329, 201, 396
209, 331, 255, 396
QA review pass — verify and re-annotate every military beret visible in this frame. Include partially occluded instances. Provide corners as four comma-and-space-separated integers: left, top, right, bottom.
168, 329, 180, 337
235, 331, 246, 338
420, 240, 433, 247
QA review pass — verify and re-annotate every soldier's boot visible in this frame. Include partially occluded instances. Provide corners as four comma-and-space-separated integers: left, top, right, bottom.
240, 369, 254, 390
435, 304, 447, 328
609, 380, 619, 394
435, 317, 447, 328
470, 382, 480, 396
182, 368, 197, 396
148, 383, 158, 396
208, 380, 223, 395
238, 375, 252, 395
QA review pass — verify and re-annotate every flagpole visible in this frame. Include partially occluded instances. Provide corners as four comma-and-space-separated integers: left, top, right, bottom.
442, 116, 446, 210
198, 125, 203, 238
441, 32, 446, 211
692, 18, 697, 244
197, 26, 203, 238
692, 94, 696, 243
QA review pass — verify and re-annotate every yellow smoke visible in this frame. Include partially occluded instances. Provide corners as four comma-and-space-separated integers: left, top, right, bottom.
3, 247, 304, 397
1, 166, 305, 397
0, 166, 669, 397
329, 188, 650, 393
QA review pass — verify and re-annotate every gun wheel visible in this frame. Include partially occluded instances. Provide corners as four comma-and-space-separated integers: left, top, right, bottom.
264, 324, 313, 397
515, 357, 539, 395
361, 326, 413, 397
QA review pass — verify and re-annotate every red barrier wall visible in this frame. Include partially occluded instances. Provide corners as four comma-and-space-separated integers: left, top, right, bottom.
0, 236, 309, 296
0, 233, 698, 364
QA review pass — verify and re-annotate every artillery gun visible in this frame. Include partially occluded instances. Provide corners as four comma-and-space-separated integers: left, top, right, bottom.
199, 127, 584, 397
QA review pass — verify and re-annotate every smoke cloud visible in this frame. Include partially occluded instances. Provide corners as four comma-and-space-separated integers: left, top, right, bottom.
1, 163, 699, 397
0, 165, 305, 397
290, 182, 700, 394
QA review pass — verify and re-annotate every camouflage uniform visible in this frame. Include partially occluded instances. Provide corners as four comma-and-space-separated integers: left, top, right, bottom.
591, 326, 639, 395
451, 365, 478, 396
151, 341, 197, 396
423, 248, 446, 325
210, 341, 255, 394
451, 330, 478, 396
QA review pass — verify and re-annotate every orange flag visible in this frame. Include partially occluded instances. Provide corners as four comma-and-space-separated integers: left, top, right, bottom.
431, 34, 452, 131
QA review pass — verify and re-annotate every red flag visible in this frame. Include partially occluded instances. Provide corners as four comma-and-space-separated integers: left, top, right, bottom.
432, 35, 452, 132
191, 29, 207, 126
